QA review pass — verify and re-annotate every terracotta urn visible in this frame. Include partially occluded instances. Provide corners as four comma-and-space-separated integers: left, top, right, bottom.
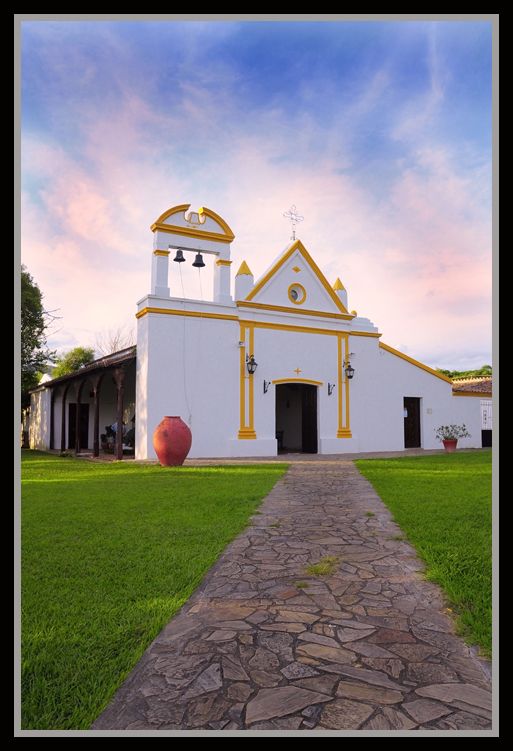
442, 439, 458, 453
153, 416, 192, 466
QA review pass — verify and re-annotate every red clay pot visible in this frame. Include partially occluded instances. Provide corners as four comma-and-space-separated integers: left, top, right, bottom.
442, 439, 458, 453
153, 416, 192, 466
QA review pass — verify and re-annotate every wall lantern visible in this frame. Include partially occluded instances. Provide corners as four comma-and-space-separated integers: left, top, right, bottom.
327, 383, 335, 395
344, 361, 355, 380
246, 354, 258, 375
263, 380, 271, 394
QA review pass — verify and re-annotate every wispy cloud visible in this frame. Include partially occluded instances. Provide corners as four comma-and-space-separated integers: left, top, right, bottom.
21, 21, 492, 368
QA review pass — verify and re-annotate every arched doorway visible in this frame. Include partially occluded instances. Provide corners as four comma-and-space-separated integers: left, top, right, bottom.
275, 383, 318, 453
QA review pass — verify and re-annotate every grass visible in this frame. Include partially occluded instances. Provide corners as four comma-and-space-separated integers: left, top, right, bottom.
21, 451, 287, 729
305, 556, 340, 576
356, 451, 492, 657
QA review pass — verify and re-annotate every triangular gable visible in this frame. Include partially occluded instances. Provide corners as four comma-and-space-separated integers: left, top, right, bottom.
242, 240, 351, 317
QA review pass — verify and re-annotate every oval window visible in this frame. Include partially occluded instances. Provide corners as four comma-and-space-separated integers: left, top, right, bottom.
288, 283, 306, 305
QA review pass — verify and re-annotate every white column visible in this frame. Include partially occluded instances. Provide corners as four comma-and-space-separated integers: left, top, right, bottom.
213, 259, 233, 304
333, 278, 348, 310
151, 250, 170, 297
235, 261, 254, 300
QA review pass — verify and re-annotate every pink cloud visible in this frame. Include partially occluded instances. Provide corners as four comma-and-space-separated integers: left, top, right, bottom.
21, 84, 491, 370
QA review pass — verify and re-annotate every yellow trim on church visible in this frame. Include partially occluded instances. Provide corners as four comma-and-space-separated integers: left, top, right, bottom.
248, 326, 255, 435
272, 378, 323, 386
136, 307, 239, 322
136, 307, 381, 340
152, 204, 191, 224
236, 300, 353, 320
198, 206, 235, 239
150, 204, 235, 243
288, 283, 307, 305
336, 333, 352, 438
237, 323, 256, 439
150, 223, 233, 243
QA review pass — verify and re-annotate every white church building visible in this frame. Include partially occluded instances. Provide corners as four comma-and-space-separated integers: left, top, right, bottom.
28, 204, 492, 459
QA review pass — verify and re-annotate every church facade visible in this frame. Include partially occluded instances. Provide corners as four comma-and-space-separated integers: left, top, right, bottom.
29, 204, 491, 459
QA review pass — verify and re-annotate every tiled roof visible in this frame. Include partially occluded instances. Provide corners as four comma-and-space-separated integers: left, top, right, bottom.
30, 346, 137, 391
452, 376, 492, 395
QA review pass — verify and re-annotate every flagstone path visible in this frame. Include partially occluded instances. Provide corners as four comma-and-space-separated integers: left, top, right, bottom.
93, 460, 492, 731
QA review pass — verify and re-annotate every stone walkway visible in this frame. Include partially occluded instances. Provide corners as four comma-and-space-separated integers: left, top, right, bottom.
93, 460, 492, 731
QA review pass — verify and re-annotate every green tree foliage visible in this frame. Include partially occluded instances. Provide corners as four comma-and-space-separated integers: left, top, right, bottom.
21, 266, 54, 407
437, 365, 492, 379
53, 347, 95, 378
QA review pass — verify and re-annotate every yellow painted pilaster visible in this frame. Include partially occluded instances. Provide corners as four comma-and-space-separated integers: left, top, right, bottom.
238, 323, 256, 439
337, 333, 352, 438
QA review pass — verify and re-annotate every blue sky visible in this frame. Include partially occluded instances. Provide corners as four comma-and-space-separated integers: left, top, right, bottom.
21, 20, 492, 368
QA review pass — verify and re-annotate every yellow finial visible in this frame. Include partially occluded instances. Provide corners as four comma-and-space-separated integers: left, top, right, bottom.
351, 310, 357, 316
333, 278, 345, 291
236, 261, 253, 277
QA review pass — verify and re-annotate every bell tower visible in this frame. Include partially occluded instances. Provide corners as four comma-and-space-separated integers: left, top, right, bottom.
149, 203, 235, 304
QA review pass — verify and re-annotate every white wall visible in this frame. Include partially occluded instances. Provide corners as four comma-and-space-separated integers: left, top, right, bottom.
348, 340, 483, 451
137, 302, 240, 459
136, 296, 487, 458
251, 326, 339, 449
135, 289, 485, 457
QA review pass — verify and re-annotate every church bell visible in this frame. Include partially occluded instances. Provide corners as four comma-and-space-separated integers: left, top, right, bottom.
192, 252, 206, 268
173, 249, 185, 263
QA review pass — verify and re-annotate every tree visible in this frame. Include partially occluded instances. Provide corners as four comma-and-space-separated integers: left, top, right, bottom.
21, 266, 55, 408
94, 325, 135, 357
52, 347, 95, 378
437, 365, 492, 379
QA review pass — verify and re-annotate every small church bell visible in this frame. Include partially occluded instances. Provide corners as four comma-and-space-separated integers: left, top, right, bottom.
192, 252, 206, 268
173, 249, 185, 263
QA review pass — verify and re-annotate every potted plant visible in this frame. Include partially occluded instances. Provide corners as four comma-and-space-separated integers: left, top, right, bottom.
435, 424, 471, 452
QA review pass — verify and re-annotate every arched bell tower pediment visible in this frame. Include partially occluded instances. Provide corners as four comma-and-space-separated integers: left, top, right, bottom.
151, 204, 235, 249
149, 204, 235, 304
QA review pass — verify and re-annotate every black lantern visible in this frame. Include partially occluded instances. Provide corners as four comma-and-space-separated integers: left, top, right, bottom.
344, 361, 355, 380
173, 249, 185, 263
192, 252, 205, 268
246, 354, 257, 375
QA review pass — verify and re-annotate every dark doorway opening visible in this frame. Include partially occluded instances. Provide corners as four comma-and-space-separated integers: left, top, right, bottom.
481, 430, 492, 447
276, 383, 318, 454
68, 403, 89, 450
403, 397, 421, 448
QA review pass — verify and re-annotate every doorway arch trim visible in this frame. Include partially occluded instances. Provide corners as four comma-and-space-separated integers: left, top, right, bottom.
272, 378, 323, 386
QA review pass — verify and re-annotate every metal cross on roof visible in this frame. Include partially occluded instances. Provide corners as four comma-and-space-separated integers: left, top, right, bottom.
283, 205, 304, 241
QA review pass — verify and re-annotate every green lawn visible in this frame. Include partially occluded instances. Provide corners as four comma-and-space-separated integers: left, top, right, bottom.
356, 451, 492, 657
21, 451, 287, 730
